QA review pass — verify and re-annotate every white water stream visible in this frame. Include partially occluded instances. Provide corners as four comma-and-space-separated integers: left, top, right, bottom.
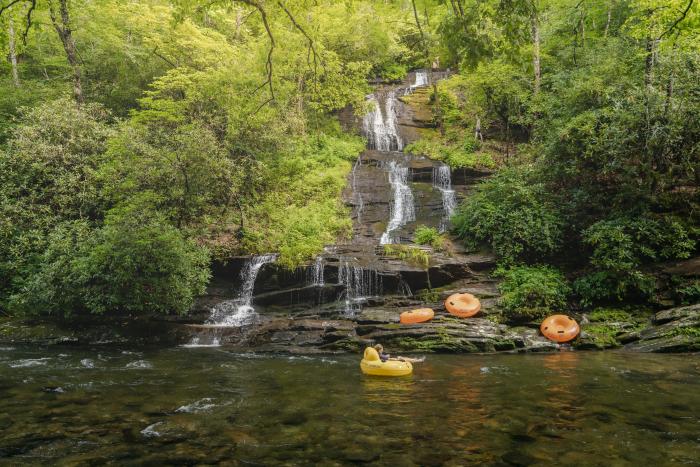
338, 260, 383, 316
206, 254, 278, 327
362, 91, 403, 151
411, 71, 428, 88
433, 165, 457, 231
380, 160, 416, 244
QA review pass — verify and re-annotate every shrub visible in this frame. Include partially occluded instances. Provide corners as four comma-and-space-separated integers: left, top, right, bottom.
12, 198, 210, 316
497, 265, 570, 320
414, 225, 445, 250
584, 216, 694, 270
382, 245, 430, 269
575, 215, 695, 306
675, 281, 700, 305
404, 138, 494, 169
453, 168, 563, 263
81, 199, 211, 314
573, 270, 656, 307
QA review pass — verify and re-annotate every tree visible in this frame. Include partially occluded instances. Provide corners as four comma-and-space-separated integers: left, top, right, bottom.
48, 0, 83, 103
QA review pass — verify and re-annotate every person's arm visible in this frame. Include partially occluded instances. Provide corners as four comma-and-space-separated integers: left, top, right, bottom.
396, 356, 425, 363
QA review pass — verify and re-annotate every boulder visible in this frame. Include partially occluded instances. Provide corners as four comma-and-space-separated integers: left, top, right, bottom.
625, 304, 700, 353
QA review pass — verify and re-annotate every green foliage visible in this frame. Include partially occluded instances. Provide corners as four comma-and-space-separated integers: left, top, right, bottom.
79, 199, 210, 315
379, 63, 408, 81
413, 225, 445, 250
496, 265, 570, 320
382, 245, 431, 269
573, 216, 695, 306
406, 137, 495, 169
666, 326, 700, 339
11, 199, 210, 316
240, 131, 363, 268
675, 281, 700, 305
585, 217, 694, 269
0, 99, 114, 302
453, 168, 563, 263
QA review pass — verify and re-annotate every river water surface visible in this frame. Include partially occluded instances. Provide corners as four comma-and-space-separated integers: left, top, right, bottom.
1, 346, 698, 465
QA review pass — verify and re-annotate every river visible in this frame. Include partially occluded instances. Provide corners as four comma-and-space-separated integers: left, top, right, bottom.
1, 345, 698, 464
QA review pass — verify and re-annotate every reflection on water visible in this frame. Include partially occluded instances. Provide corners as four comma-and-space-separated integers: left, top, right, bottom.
0, 346, 699, 464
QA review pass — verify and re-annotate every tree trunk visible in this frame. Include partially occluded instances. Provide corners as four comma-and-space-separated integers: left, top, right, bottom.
531, 12, 541, 93
604, 4, 612, 37
411, 0, 443, 134
664, 43, 678, 116
49, 0, 83, 104
8, 18, 20, 87
433, 80, 444, 135
644, 37, 654, 88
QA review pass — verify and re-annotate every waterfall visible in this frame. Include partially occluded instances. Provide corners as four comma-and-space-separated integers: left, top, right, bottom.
351, 155, 364, 222
309, 256, 325, 286
338, 260, 383, 316
380, 160, 415, 244
362, 92, 402, 151
433, 165, 457, 232
411, 71, 428, 88
207, 254, 277, 327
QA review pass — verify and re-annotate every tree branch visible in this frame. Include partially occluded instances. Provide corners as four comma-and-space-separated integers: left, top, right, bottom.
0, 0, 23, 17
20, 0, 35, 44
152, 47, 177, 68
658, 0, 695, 40
277, 0, 322, 87
237, 0, 275, 104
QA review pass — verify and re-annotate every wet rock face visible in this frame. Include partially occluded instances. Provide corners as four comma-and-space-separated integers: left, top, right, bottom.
624, 304, 700, 353
216, 308, 558, 354
188, 72, 516, 354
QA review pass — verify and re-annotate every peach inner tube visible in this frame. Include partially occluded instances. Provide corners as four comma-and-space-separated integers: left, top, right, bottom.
400, 308, 435, 324
445, 293, 481, 318
540, 315, 580, 343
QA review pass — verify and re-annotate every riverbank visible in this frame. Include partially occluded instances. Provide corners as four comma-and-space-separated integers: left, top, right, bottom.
2, 303, 697, 353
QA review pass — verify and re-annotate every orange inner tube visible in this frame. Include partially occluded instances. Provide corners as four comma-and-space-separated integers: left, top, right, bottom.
445, 293, 481, 318
540, 315, 580, 343
400, 308, 434, 324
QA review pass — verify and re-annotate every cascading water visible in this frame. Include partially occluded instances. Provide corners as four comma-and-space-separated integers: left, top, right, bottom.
309, 256, 325, 287
338, 260, 383, 316
380, 160, 416, 244
207, 254, 277, 327
411, 71, 428, 88
362, 92, 402, 151
433, 164, 457, 232
351, 155, 364, 223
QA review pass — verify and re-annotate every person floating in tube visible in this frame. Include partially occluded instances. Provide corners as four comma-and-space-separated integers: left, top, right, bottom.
373, 344, 425, 363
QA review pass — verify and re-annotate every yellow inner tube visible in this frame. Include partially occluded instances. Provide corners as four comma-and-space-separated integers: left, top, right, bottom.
360, 347, 412, 377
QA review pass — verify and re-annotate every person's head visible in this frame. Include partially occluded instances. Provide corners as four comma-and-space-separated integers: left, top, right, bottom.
373, 344, 384, 353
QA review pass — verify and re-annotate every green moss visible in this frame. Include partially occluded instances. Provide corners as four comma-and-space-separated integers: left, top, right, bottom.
589, 308, 632, 322
417, 289, 441, 302
582, 324, 621, 348
665, 325, 700, 338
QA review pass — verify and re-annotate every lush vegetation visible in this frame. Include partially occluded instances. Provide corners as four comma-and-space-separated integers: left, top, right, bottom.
0, 0, 428, 316
409, 0, 700, 311
496, 265, 570, 320
1, 0, 698, 318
